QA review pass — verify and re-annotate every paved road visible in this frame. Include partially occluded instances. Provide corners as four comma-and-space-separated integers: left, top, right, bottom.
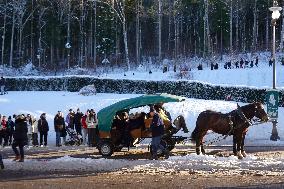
1, 145, 284, 189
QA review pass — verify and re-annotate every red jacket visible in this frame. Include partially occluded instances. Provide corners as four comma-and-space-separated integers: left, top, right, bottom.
1, 120, 7, 130
81, 115, 87, 129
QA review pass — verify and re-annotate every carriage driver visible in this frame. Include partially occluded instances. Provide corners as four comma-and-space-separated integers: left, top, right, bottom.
149, 107, 169, 160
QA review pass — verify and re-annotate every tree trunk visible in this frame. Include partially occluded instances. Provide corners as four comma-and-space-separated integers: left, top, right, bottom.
122, 17, 130, 70
93, 0, 97, 68
235, 0, 239, 53
168, 0, 173, 57
280, 3, 284, 52
9, 11, 15, 67
30, 0, 34, 65
229, 0, 233, 54
158, 0, 162, 62
252, 0, 257, 52
67, 0, 71, 69
1, 1, 7, 66
203, 0, 210, 57
136, 0, 141, 65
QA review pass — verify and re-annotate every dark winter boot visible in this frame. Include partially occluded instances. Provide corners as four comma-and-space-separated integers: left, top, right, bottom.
13, 155, 20, 161
164, 149, 170, 159
0, 161, 4, 169
18, 157, 24, 162
151, 153, 158, 160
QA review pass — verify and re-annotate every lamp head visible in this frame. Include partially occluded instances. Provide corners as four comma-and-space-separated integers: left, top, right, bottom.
272, 10, 281, 19
269, 1, 282, 20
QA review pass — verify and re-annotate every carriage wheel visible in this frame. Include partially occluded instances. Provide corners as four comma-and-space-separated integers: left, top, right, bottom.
98, 141, 114, 157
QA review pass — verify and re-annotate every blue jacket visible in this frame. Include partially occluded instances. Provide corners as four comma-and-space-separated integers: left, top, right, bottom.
150, 113, 164, 137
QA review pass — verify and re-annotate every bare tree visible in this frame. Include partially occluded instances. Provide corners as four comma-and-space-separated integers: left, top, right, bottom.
203, 0, 210, 57
37, 2, 48, 68
229, 0, 233, 54
158, 0, 162, 62
93, 0, 130, 70
136, 0, 141, 65
13, 0, 34, 66
0, 0, 8, 66
252, 0, 257, 52
9, 1, 16, 67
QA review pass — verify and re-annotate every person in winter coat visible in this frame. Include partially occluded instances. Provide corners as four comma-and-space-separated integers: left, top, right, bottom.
1, 116, 8, 146
81, 112, 88, 145
38, 113, 49, 146
26, 114, 33, 146
74, 108, 83, 135
54, 111, 66, 147
86, 109, 98, 147
0, 115, 8, 146
28, 115, 38, 147
0, 76, 6, 95
12, 114, 28, 162
149, 108, 169, 160
66, 109, 75, 130
6, 116, 15, 145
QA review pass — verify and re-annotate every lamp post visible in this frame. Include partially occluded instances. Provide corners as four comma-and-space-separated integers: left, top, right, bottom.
269, 0, 282, 141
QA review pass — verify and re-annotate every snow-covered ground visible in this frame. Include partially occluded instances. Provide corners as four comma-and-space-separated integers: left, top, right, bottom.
2, 153, 284, 176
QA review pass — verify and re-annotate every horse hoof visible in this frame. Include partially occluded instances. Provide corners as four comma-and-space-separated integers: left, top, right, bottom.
241, 151, 247, 157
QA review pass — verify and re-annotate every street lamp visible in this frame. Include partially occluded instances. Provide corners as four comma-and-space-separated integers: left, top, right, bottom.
269, 0, 282, 141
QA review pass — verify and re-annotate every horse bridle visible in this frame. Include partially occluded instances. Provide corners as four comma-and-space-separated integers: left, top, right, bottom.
236, 104, 252, 126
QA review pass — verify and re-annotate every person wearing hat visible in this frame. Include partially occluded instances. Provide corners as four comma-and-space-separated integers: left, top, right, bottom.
12, 114, 28, 162
149, 107, 169, 160
38, 113, 49, 147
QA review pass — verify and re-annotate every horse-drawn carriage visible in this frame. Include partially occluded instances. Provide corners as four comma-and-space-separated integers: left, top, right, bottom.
96, 93, 189, 157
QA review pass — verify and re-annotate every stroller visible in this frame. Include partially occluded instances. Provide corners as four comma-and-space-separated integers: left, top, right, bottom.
65, 126, 83, 146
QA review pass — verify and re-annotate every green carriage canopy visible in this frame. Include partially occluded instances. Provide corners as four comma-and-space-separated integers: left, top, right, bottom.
97, 93, 186, 132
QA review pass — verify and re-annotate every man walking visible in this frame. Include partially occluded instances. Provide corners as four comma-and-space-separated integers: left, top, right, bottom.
149, 107, 169, 160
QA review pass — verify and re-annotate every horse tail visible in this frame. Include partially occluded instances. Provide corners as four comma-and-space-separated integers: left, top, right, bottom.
190, 113, 204, 142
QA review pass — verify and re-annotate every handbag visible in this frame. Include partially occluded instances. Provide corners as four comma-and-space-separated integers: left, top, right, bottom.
58, 125, 63, 130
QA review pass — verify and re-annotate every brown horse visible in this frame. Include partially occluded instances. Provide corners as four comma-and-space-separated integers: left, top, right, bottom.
191, 102, 269, 159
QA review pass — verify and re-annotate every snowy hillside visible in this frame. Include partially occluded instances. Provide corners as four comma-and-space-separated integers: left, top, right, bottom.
1, 53, 284, 89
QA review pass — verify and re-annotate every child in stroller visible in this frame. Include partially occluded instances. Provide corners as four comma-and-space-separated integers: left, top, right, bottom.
65, 125, 83, 146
